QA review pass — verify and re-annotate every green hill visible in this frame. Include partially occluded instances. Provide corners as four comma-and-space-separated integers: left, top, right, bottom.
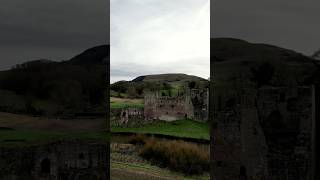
111, 73, 209, 98
132, 73, 207, 83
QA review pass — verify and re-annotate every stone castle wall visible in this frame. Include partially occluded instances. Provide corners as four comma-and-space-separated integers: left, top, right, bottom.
0, 140, 109, 180
144, 91, 194, 121
110, 88, 209, 127
144, 89, 208, 122
191, 89, 209, 122
213, 86, 314, 180
110, 108, 144, 127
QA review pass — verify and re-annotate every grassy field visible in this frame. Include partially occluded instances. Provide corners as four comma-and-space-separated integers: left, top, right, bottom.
0, 112, 109, 147
110, 97, 144, 109
0, 130, 109, 147
111, 119, 209, 140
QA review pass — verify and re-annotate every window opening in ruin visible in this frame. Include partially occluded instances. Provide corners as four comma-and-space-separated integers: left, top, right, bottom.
41, 158, 51, 174
171, 105, 175, 109
79, 153, 85, 159
280, 92, 286, 102
239, 166, 248, 180
217, 161, 222, 167
122, 112, 126, 117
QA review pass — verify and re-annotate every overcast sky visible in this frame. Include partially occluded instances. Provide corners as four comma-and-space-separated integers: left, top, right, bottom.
212, 0, 320, 56
111, 0, 210, 83
0, 0, 108, 71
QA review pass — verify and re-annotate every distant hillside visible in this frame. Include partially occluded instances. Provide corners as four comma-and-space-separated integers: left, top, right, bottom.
213, 38, 315, 64
111, 73, 209, 98
0, 45, 109, 116
68, 45, 109, 64
212, 37, 320, 99
132, 73, 207, 83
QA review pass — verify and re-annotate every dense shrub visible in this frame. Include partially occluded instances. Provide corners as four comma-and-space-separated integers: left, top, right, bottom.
139, 138, 209, 175
128, 134, 147, 145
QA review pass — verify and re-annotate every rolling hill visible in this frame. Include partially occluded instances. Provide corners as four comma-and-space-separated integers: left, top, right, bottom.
212, 38, 320, 88
211, 38, 320, 111
111, 73, 209, 98
0, 45, 109, 116
132, 73, 207, 83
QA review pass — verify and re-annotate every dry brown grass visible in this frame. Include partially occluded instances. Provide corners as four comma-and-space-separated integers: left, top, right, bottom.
139, 138, 209, 175
129, 134, 147, 145
0, 112, 106, 132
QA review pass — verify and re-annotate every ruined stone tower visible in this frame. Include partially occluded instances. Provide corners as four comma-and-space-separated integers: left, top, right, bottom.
144, 88, 208, 122
212, 85, 315, 180
0, 140, 109, 180
144, 90, 194, 121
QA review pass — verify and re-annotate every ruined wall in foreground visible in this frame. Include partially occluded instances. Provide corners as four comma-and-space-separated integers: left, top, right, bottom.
0, 140, 108, 180
213, 86, 313, 180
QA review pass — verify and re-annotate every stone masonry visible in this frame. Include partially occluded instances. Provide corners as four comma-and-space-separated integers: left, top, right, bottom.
0, 140, 109, 180
144, 88, 208, 122
213, 86, 314, 180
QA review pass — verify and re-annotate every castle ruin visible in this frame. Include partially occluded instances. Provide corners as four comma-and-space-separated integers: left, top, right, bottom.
144, 88, 208, 122
0, 140, 109, 180
110, 88, 209, 127
212, 85, 315, 180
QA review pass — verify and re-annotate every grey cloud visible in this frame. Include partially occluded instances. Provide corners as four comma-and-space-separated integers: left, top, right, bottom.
211, 0, 320, 55
111, 0, 210, 82
0, 0, 109, 70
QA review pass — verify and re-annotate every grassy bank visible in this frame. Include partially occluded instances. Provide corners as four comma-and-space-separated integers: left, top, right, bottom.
110, 97, 144, 109
111, 119, 209, 140
111, 139, 209, 180
0, 130, 109, 147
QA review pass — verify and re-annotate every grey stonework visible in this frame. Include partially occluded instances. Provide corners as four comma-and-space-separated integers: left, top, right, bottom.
111, 88, 209, 127
0, 140, 109, 180
110, 108, 145, 127
144, 88, 209, 122
213, 85, 314, 180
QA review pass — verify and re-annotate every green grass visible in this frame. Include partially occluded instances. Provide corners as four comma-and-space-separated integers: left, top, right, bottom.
110, 90, 128, 98
111, 119, 209, 140
0, 130, 109, 147
110, 97, 144, 109
110, 102, 144, 109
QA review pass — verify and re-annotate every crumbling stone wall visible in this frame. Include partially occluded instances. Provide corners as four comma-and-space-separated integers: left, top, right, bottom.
144, 89, 208, 122
191, 89, 209, 122
257, 86, 313, 180
0, 140, 108, 180
213, 86, 313, 180
110, 108, 144, 127
144, 91, 193, 121
110, 88, 209, 127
